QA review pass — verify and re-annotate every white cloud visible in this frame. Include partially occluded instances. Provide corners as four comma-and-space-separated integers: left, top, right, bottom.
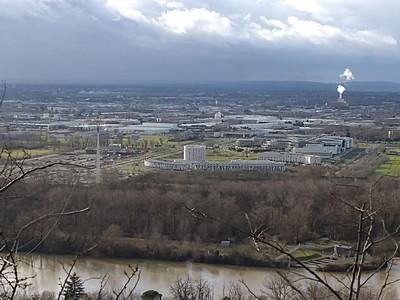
1, 0, 400, 82
105, 0, 149, 22
157, 0, 184, 9
248, 16, 397, 47
1, 0, 397, 48
101, 0, 397, 48
156, 8, 232, 35
281, 0, 326, 18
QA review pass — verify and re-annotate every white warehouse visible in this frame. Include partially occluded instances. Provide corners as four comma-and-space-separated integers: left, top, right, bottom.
184, 145, 207, 162
257, 151, 321, 165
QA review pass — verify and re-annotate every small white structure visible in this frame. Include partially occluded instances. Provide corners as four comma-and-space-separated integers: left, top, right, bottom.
184, 145, 207, 162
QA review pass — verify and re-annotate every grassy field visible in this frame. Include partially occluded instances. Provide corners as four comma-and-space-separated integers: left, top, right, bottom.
375, 155, 400, 176
356, 142, 373, 149
290, 249, 323, 261
206, 148, 257, 162
0, 148, 56, 159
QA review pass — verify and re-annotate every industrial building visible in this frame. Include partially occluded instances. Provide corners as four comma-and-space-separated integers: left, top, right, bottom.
294, 144, 340, 157
184, 145, 207, 162
294, 136, 353, 157
257, 151, 321, 165
315, 136, 353, 150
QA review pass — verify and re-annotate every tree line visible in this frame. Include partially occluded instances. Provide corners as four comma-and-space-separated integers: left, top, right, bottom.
1, 167, 399, 257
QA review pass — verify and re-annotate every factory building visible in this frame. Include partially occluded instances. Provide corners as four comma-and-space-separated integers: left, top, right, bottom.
315, 136, 353, 151
294, 136, 353, 157
294, 144, 340, 157
257, 151, 321, 165
184, 145, 207, 162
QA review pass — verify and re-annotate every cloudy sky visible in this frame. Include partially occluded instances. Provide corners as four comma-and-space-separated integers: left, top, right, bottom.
0, 0, 399, 83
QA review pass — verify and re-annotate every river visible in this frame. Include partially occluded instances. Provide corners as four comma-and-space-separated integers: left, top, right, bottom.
15, 254, 400, 297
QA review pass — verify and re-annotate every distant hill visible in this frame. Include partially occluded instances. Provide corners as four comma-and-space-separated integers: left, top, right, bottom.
9, 81, 400, 95
137, 81, 400, 93
344, 81, 400, 92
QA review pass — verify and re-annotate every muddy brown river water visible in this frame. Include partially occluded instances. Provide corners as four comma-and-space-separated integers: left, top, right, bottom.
15, 254, 400, 297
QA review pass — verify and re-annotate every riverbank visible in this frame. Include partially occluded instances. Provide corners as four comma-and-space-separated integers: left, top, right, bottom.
27, 236, 291, 268
21, 235, 396, 271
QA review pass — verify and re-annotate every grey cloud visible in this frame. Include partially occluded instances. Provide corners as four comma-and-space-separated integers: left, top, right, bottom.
0, 0, 399, 83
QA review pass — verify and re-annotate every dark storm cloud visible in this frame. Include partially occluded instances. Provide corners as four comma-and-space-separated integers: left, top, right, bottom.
0, 0, 399, 83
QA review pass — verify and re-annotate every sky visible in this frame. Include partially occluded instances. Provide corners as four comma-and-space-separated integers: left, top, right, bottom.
0, 0, 399, 84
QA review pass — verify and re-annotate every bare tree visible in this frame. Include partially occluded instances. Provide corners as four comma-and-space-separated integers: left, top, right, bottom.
0, 147, 91, 299
170, 277, 213, 300
112, 265, 141, 300
184, 177, 400, 300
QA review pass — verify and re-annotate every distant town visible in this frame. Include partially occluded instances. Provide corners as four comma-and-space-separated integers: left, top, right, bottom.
1, 82, 399, 183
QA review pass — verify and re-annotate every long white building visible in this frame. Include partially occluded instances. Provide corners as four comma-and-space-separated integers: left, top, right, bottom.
257, 151, 321, 165
144, 159, 192, 171
145, 144, 285, 172
194, 160, 285, 172
144, 159, 285, 172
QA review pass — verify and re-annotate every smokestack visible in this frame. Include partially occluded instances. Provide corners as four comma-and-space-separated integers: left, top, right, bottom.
337, 85, 346, 99
96, 124, 101, 184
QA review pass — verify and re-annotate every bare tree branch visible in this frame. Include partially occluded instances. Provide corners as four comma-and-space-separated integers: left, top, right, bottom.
0, 161, 91, 193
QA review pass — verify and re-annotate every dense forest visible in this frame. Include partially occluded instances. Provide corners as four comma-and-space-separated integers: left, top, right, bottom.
1, 167, 399, 263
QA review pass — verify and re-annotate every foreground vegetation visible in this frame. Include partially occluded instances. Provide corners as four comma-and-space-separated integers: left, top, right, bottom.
1, 167, 399, 264
13, 275, 399, 300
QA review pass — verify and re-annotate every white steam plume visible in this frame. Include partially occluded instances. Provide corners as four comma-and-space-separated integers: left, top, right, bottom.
337, 84, 346, 99
340, 68, 354, 81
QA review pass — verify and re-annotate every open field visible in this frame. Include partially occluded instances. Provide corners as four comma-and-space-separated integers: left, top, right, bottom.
356, 142, 373, 149
0, 148, 56, 158
206, 148, 257, 162
375, 155, 400, 176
